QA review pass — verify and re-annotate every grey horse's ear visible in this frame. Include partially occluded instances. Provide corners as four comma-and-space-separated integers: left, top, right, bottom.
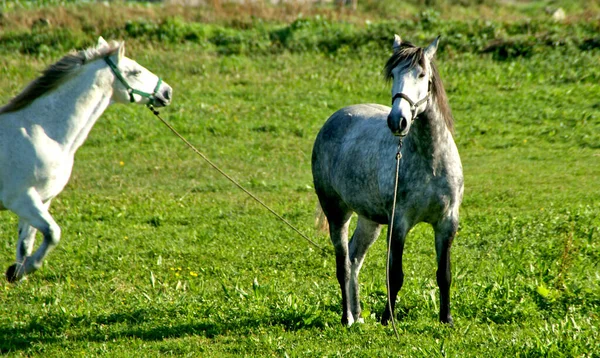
393, 34, 402, 51
424, 36, 440, 60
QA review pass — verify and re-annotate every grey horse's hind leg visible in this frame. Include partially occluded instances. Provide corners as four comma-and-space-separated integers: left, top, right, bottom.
434, 214, 458, 325
381, 218, 409, 325
328, 214, 353, 325
6, 191, 60, 283
349, 216, 381, 323
318, 196, 354, 325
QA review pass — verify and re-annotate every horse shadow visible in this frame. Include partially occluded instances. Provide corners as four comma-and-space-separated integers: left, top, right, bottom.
0, 300, 417, 353
0, 304, 337, 353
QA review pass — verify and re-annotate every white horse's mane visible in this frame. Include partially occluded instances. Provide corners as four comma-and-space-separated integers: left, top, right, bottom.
0, 41, 121, 115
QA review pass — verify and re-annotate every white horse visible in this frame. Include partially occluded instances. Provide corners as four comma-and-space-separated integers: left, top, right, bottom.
0, 37, 173, 282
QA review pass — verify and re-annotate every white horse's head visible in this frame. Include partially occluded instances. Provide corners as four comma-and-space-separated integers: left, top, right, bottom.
97, 37, 173, 107
385, 35, 439, 137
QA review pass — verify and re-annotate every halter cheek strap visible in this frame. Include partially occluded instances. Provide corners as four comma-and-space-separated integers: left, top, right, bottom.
104, 57, 162, 105
391, 81, 432, 120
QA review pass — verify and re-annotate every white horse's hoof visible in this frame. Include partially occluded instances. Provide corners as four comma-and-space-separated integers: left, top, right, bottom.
6, 263, 22, 283
5, 262, 28, 283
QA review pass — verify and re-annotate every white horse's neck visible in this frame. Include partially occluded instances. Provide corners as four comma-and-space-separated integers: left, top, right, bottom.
22, 59, 113, 156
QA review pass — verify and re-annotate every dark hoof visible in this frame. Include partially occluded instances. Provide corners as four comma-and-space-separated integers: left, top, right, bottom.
441, 316, 454, 327
341, 315, 349, 326
6, 264, 19, 283
381, 312, 391, 326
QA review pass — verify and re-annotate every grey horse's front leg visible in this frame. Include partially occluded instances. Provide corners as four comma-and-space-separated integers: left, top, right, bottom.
434, 215, 458, 325
381, 218, 409, 325
349, 217, 381, 323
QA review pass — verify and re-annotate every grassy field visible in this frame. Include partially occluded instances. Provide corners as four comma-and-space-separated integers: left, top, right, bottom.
1, 1, 599, 356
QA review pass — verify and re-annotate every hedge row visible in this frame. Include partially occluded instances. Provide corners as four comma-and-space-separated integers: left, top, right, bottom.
1, 11, 599, 59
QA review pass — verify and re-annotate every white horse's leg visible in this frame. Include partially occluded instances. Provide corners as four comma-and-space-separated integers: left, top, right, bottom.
348, 217, 381, 324
434, 212, 459, 325
13, 219, 39, 280
6, 190, 60, 282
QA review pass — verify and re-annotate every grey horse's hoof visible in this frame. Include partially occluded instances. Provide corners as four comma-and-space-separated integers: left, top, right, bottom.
6, 264, 19, 283
441, 316, 454, 327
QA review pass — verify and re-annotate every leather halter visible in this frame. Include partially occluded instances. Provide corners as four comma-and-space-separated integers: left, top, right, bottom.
391, 80, 432, 120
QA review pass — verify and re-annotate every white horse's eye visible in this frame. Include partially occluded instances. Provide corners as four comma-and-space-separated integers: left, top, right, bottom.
418, 72, 426, 79
128, 69, 142, 76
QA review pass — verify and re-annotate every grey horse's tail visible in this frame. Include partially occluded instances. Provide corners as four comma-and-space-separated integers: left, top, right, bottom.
314, 202, 329, 233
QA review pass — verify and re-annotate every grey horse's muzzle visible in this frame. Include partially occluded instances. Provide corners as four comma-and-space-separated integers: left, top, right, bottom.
388, 83, 431, 137
387, 111, 410, 137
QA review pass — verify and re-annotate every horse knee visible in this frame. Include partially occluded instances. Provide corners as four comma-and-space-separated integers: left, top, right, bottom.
43, 224, 61, 246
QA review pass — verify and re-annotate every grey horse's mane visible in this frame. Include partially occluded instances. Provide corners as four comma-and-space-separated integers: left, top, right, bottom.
383, 41, 454, 133
0, 42, 120, 114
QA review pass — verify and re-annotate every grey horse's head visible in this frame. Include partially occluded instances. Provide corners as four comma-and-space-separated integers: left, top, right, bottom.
384, 35, 453, 136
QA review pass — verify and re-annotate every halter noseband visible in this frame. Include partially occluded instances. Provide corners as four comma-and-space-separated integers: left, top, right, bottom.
104, 57, 163, 105
391, 80, 432, 120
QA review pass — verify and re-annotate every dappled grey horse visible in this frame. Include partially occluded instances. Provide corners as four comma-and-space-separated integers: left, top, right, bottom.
312, 35, 463, 325
0, 37, 172, 282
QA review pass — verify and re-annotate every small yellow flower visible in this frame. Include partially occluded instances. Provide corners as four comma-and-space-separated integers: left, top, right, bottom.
190, 271, 198, 277
523, 139, 527, 143
119, 161, 125, 166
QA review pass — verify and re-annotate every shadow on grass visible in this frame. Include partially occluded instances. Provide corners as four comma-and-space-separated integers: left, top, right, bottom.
0, 305, 333, 353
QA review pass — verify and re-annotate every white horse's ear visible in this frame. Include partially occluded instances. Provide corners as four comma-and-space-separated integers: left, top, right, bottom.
97, 36, 108, 48
424, 36, 440, 60
393, 34, 402, 51
117, 42, 125, 61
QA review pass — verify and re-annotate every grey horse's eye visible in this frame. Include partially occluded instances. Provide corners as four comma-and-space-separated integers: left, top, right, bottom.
418, 72, 426, 79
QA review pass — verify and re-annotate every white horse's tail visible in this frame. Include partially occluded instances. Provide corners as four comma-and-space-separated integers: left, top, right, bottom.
314, 202, 329, 234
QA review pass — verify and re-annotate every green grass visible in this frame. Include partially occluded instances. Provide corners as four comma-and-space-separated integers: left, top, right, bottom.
1, 8, 599, 357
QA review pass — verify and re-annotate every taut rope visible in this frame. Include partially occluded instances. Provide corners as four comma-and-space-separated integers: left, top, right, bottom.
147, 105, 327, 255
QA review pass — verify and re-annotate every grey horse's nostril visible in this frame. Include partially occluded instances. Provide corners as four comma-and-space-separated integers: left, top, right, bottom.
399, 117, 409, 132
387, 114, 397, 133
